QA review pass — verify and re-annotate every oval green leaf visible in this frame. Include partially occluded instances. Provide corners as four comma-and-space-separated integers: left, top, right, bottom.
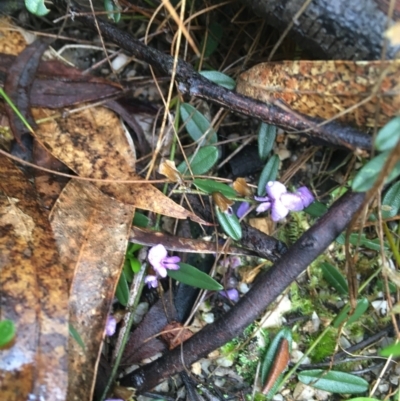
0, 319, 15, 348
199, 71, 235, 90
116, 270, 129, 306
352, 150, 400, 192
261, 327, 292, 384
304, 201, 328, 217
180, 103, 217, 145
258, 123, 277, 162
336, 233, 388, 251
178, 146, 219, 175
320, 262, 348, 295
346, 398, 381, 401
382, 181, 400, 219
133, 212, 151, 228
375, 116, 400, 152
25, 0, 50, 16
333, 298, 369, 328
104, 0, 121, 22
215, 206, 242, 241
167, 262, 223, 291
257, 155, 280, 196
298, 370, 368, 394
193, 178, 236, 197
380, 342, 400, 357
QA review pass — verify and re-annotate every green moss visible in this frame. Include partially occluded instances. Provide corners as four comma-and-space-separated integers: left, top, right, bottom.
309, 327, 338, 363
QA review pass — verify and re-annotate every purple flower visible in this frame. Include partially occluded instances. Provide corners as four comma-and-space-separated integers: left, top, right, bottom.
105, 315, 117, 336
148, 244, 181, 278
255, 181, 314, 221
145, 275, 159, 288
236, 202, 250, 219
219, 289, 240, 302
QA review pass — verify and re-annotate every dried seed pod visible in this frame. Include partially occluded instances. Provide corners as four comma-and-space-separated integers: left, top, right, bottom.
212, 191, 234, 213
233, 177, 253, 197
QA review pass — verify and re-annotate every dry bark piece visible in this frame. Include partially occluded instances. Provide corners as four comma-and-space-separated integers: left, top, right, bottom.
130, 226, 258, 256
0, 156, 68, 401
50, 179, 135, 401
32, 107, 208, 224
236, 60, 400, 127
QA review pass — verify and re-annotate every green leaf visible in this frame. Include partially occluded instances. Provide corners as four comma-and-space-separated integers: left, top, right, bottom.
193, 179, 236, 197
304, 201, 328, 217
200, 22, 223, 57
336, 233, 388, 251
382, 181, 400, 219
69, 323, 85, 350
346, 398, 381, 401
380, 342, 400, 357
352, 150, 400, 192
375, 116, 400, 152
258, 123, 277, 162
123, 258, 134, 282
320, 262, 348, 295
104, 0, 121, 22
261, 328, 292, 384
215, 206, 242, 241
298, 370, 368, 394
199, 71, 235, 90
167, 262, 223, 291
129, 257, 141, 274
178, 146, 219, 175
332, 298, 369, 328
0, 319, 15, 348
257, 155, 280, 196
133, 212, 151, 228
25, 0, 49, 16
116, 270, 129, 306
180, 103, 217, 145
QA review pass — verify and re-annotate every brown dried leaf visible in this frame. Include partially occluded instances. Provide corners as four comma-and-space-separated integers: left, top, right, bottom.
0, 156, 68, 401
4, 39, 50, 142
161, 322, 193, 350
0, 18, 28, 55
32, 107, 208, 224
236, 60, 400, 127
49, 179, 135, 401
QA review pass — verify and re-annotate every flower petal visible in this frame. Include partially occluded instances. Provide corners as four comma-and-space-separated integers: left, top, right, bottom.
105, 315, 117, 336
254, 196, 270, 202
145, 275, 159, 288
280, 193, 304, 211
266, 181, 287, 199
256, 201, 271, 213
236, 202, 250, 219
296, 186, 314, 208
220, 289, 240, 302
148, 244, 168, 271
270, 200, 290, 221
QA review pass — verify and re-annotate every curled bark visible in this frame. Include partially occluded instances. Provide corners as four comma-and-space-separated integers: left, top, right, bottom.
120, 190, 366, 392
241, 0, 399, 60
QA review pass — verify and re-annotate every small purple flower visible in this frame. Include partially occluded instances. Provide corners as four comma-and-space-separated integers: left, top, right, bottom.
236, 202, 250, 219
148, 244, 181, 278
255, 181, 314, 221
145, 275, 159, 288
105, 315, 117, 336
219, 289, 240, 302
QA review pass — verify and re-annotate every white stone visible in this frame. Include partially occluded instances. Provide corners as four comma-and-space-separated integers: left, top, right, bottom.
111, 53, 130, 71
293, 382, 316, 400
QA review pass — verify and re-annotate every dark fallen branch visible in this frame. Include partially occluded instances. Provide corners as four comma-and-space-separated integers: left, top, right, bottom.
120, 190, 365, 392
53, 0, 372, 152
